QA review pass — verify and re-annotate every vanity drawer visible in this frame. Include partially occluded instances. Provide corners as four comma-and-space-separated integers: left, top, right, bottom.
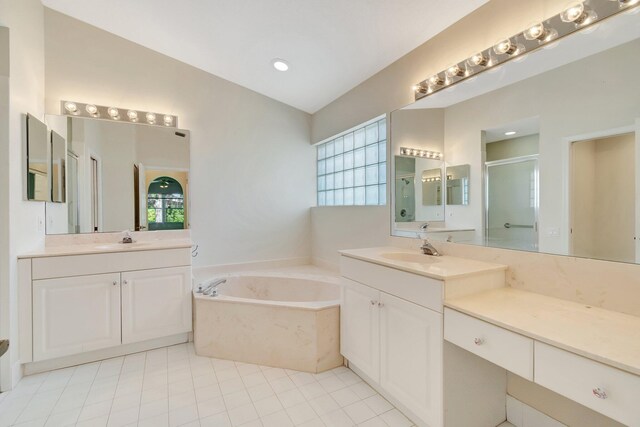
32, 248, 192, 279
340, 255, 443, 313
444, 308, 533, 380
535, 342, 640, 426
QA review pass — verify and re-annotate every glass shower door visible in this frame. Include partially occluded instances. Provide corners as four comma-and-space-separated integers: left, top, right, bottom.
485, 157, 538, 251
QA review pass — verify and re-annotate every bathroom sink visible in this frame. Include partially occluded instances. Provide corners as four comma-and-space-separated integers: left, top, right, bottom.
380, 252, 439, 263
93, 242, 151, 250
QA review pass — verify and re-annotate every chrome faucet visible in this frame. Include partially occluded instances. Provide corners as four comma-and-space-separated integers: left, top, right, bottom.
198, 278, 226, 297
419, 223, 442, 256
121, 230, 133, 244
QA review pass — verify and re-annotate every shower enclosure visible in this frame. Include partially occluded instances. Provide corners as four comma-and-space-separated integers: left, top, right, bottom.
485, 155, 539, 251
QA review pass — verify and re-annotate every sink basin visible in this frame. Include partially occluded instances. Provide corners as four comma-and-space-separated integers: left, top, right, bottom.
93, 242, 151, 250
380, 252, 439, 263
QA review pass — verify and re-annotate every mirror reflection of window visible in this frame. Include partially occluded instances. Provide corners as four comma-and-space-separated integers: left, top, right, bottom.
146, 175, 187, 230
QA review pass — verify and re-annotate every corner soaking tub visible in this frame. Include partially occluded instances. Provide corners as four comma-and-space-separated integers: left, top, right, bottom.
193, 272, 343, 373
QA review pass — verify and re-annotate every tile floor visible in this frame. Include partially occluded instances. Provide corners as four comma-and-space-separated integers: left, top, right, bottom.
0, 343, 415, 427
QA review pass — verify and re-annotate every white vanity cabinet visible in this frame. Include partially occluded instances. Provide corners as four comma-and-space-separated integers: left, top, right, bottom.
20, 245, 193, 369
121, 266, 192, 344
340, 256, 444, 427
33, 273, 122, 361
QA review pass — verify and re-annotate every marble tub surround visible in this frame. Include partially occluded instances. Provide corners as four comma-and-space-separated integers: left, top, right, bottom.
446, 288, 640, 376
194, 271, 343, 373
339, 246, 507, 280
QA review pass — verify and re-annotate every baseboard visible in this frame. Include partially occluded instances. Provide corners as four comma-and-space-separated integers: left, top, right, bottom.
193, 257, 311, 281
22, 333, 189, 376
507, 395, 566, 427
11, 360, 22, 389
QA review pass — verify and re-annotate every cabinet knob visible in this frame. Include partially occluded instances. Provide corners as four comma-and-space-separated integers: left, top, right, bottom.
112, 281, 118, 286
377, 302, 384, 308
592, 387, 608, 400
473, 337, 484, 346
370, 300, 376, 306
123, 280, 128, 285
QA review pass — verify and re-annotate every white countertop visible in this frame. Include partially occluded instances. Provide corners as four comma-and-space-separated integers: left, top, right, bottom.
339, 246, 507, 280
18, 239, 193, 259
446, 288, 640, 376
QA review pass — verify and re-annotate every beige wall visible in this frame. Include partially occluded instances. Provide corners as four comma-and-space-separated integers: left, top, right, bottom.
0, 0, 46, 391
572, 134, 635, 263
44, 8, 314, 267
486, 134, 539, 162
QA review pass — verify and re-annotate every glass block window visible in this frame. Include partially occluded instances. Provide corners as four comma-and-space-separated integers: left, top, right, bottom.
317, 117, 387, 206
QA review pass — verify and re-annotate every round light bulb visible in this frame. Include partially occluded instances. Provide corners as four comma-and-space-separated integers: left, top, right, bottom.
163, 115, 173, 126
467, 53, 488, 67
616, 0, 640, 6
107, 107, 119, 119
146, 112, 156, 124
272, 59, 289, 71
127, 110, 138, 122
524, 23, 545, 40
445, 64, 464, 78
561, 3, 585, 22
428, 75, 443, 87
493, 39, 516, 55
85, 104, 98, 115
64, 102, 78, 114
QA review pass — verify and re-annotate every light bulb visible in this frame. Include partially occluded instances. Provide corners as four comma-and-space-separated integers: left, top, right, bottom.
127, 110, 138, 122
64, 102, 78, 114
445, 64, 465, 78
493, 39, 517, 55
428, 75, 444, 87
272, 59, 289, 71
107, 107, 119, 119
615, 0, 640, 7
163, 115, 173, 126
85, 104, 98, 115
561, 3, 585, 22
146, 112, 156, 124
467, 53, 488, 67
523, 23, 557, 42
413, 84, 427, 94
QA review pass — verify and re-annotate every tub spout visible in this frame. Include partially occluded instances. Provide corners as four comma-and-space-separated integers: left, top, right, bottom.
199, 278, 226, 297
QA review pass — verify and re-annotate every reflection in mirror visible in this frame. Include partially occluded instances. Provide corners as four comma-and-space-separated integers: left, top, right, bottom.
445, 164, 469, 206
389, 10, 640, 264
391, 108, 445, 232
51, 131, 66, 203
45, 116, 190, 234
26, 114, 50, 202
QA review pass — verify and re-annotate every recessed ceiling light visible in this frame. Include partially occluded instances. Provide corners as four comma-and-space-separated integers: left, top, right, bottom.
505, 131, 517, 136
272, 59, 289, 72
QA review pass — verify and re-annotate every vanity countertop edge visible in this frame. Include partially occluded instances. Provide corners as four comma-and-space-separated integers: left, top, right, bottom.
339, 246, 507, 280
18, 238, 193, 259
445, 287, 640, 376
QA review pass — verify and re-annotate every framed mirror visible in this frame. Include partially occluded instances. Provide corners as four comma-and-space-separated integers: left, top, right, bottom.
25, 114, 50, 202
51, 130, 66, 203
390, 9, 640, 264
45, 115, 190, 235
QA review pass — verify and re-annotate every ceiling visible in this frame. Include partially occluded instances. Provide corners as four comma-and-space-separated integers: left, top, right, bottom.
41, 0, 487, 113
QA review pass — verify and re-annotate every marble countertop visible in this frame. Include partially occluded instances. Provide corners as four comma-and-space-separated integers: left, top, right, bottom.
446, 287, 640, 376
18, 238, 193, 259
339, 246, 507, 280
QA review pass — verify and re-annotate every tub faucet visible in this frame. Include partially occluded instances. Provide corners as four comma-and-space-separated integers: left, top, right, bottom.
199, 278, 226, 297
418, 223, 441, 256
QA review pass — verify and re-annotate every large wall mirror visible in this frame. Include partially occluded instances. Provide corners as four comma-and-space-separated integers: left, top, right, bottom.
45, 115, 190, 234
390, 9, 640, 264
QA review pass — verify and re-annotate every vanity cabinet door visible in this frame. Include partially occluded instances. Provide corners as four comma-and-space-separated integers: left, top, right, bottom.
33, 273, 122, 361
121, 266, 192, 344
340, 278, 380, 382
380, 292, 443, 427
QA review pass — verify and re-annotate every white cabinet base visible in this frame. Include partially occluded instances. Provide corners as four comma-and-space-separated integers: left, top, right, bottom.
24, 333, 189, 376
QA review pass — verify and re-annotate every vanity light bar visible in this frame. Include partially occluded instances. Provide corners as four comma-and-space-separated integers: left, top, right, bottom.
400, 147, 442, 160
412, 0, 639, 101
61, 101, 178, 128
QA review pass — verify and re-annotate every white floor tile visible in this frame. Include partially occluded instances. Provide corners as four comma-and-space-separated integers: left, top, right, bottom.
3, 343, 415, 427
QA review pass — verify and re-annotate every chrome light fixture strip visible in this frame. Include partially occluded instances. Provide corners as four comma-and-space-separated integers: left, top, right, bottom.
400, 147, 443, 160
61, 101, 178, 128
413, 0, 639, 101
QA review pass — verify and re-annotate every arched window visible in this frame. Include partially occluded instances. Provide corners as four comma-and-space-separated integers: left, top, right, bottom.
147, 177, 185, 230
